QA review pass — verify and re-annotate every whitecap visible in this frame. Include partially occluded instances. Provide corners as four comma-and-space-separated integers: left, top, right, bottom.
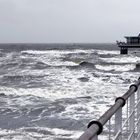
101, 55, 140, 64
96, 50, 119, 55
95, 64, 136, 72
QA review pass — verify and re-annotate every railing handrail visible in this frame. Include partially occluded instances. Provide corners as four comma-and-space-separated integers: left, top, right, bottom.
79, 78, 140, 140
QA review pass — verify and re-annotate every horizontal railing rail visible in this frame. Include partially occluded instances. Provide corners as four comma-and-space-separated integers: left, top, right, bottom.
79, 77, 140, 140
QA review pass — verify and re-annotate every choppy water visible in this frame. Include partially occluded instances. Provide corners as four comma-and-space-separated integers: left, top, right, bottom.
0, 44, 140, 140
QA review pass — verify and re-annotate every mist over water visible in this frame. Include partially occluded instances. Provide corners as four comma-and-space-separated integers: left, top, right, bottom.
0, 44, 140, 139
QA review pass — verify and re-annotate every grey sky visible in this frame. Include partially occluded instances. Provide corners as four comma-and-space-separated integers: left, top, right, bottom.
0, 0, 140, 43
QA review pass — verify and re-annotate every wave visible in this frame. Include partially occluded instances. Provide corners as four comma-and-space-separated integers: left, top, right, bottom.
68, 61, 132, 71
21, 50, 122, 68
22, 49, 119, 57
21, 49, 94, 55
1, 62, 19, 69
64, 61, 95, 69
95, 64, 136, 72
0, 127, 82, 139
67, 61, 99, 70
77, 77, 89, 82
79, 61, 95, 67
74, 61, 135, 72
1, 75, 45, 83
96, 50, 119, 55
32, 61, 50, 69
101, 55, 140, 64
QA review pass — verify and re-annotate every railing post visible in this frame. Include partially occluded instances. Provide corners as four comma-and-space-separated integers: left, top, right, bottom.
126, 100, 129, 132
109, 119, 111, 140
129, 93, 135, 140
115, 107, 122, 140
137, 86, 140, 139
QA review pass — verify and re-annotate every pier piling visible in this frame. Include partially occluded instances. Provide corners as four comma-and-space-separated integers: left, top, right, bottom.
120, 47, 128, 54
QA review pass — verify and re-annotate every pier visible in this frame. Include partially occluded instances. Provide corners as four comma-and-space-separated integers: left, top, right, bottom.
79, 77, 140, 140
117, 34, 140, 54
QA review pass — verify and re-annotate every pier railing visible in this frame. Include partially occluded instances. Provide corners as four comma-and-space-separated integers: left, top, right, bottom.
79, 78, 140, 140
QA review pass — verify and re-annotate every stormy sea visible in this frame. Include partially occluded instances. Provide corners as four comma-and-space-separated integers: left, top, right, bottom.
0, 43, 140, 140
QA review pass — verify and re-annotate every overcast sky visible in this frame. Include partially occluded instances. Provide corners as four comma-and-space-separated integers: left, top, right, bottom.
0, 0, 140, 43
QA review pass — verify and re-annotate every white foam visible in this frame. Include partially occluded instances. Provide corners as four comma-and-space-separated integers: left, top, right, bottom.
1, 49, 140, 139
21, 50, 81, 66
95, 64, 136, 72
101, 55, 140, 64
58, 103, 96, 120
0, 65, 127, 101
22, 49, 95, 55
22, 49, 119, 56
51, 128, 82, 138
21, 49, 120, 67
0, 127, 83, 140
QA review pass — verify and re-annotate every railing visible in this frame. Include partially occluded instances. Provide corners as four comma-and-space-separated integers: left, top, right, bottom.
79, 78, 140, 140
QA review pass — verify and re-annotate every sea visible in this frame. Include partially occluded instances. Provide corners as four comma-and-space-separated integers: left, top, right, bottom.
0, 43, 140, 140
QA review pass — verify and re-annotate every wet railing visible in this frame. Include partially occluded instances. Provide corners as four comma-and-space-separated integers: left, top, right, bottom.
79, 78, 140, 140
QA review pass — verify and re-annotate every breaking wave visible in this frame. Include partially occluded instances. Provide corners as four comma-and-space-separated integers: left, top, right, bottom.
0, 44, 140, 139
95, 64, 136, 72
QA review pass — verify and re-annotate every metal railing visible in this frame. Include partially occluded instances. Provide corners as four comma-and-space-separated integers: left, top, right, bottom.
79, 78, 140, 140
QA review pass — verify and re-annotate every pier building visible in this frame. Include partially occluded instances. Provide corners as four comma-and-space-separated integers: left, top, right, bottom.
117, 34, 140, 54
